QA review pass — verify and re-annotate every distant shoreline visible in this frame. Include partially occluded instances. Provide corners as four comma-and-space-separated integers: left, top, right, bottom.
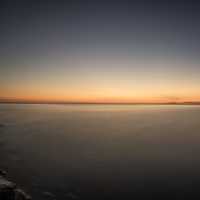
0, 102, 200, 106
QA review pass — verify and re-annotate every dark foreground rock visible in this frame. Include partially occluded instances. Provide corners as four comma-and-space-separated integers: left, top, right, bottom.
0, 170, 7, 177
0, 170, 31, 200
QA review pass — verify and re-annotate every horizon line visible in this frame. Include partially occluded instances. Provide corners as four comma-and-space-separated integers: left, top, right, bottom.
1, 101, 200, 105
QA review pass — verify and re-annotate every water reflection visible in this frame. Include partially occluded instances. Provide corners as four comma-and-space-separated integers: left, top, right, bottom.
0, 104, 200, 199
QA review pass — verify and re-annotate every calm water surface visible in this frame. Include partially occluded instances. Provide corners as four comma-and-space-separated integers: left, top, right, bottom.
0, 104, 200, 199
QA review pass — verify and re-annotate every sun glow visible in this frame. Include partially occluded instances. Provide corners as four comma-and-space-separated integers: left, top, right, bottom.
1, 56, 200, 104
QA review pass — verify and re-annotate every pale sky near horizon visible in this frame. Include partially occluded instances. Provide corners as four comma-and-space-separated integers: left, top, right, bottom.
1, 0, 200, 103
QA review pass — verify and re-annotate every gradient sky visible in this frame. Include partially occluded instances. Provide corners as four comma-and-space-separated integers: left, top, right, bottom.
1, 0, 200, 103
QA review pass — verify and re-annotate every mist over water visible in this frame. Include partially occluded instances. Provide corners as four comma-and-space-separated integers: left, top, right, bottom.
1, 104, 200, 199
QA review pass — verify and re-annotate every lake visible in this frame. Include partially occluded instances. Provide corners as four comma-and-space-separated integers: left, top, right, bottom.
1, 104, 200, 199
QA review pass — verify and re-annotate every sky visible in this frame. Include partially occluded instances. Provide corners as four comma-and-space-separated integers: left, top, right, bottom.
0, 0, 200, 103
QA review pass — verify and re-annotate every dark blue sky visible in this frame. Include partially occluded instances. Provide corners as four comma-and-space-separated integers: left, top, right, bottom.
1, 0, 200, 60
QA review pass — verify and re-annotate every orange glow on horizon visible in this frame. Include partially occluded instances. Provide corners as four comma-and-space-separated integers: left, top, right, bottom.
1, 56, 200, 104
1, 93, 200, 104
